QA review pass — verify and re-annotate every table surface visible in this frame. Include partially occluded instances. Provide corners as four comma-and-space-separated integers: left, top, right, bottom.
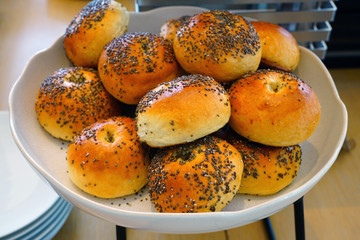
1, 1, 360, 239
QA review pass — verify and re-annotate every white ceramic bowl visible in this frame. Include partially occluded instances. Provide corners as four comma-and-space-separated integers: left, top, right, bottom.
9, 6, 348, 234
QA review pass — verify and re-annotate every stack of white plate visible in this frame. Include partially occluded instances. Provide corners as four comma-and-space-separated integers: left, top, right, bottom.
0, 111, 72, 240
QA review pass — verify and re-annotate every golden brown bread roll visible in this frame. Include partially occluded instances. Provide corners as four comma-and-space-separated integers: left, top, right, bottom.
64, 0, 129, 68
219, 130, 301, 195
135, 74, 231, 147
98, 32, 182, 105
35, 67, 122, 141
67, 116, 149, 198
228, 69, 321, 146
148, 136, 243, 213
159, 15, 190, 43
251, 21, 300, 72
173, 10, 262, 82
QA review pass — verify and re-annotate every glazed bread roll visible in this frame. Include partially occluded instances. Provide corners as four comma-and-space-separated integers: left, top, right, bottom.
148, 136, 243, 213
225, 133, 302, 195
159, 15, 190, 42
135, 74, 231, 147
64, 0, 129, 68
98, 32, 181, 105
251, 21, 300, 72
67, 116, 149, 198
173, 10, 262, 82
229, 69, 321, 146
35, 67, 121, 141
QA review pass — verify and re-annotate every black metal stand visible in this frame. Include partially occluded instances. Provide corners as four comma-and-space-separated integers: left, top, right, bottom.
294, 196, 305, 240
116, 225, 127, 240
263, 217, 276, 240
263, 196, 305, 240
116, 196, 305, 240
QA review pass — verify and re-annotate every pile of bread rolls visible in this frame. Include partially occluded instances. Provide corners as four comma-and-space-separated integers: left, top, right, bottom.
34, 0, 321, 213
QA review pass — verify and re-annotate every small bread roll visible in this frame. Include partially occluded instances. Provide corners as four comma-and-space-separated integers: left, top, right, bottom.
35, 67, 121, 141
159, 15, 190, 42
67, 116, 149, 198
173, 10, 262, 82
225, 133, 302, 195
135, 74, 231, 147
64, 0, 129, 68
98, 32, 181, 105
251, 21, 300, 72
148, 136, 243, 213
229, 69, 321, 146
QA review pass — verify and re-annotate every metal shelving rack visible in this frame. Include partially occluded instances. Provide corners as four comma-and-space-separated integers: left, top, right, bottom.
135, 0, 338, 59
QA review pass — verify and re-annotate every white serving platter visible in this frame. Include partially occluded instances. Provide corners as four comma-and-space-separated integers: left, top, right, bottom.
0, 111, 60, 238
8, 6, 347, 234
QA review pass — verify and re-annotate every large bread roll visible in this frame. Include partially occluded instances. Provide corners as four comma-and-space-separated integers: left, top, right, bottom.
35, 67, 121, 141
148, 136, 243, 213
160, 15, 190, 43
64, 0, 129, 68
98, 32, 181, 105
67, 116, 149, 198
251, 21, 300, 72
229, 69, 321, 146
173, 10, 262, 82
223, 131, 302, 195
135, 74, 231, 147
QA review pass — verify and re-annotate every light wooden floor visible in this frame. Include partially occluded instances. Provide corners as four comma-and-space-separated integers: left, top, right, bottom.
53, 68, 360, 240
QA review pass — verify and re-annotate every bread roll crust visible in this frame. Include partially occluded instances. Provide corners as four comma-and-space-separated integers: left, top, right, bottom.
224, 132, 302, 195
251, 21, 300, 72
229, 69, 321, 146
135, 74, 231, 147
67, 116, 149, 198
173, 10, 261, 82
160, 15, 190, 43
35, 67, 121, 141
98, 32, 181, 105
64, 0, 129, 68
148, 136, 243, 213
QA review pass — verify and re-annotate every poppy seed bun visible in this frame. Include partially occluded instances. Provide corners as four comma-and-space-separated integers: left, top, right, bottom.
159, 15, 190, 43
173, 10, 262, 82
229, 69, 321, 146
64, 0, 129, 68
98, 32, 182, 105
251, 21, 300, 72
224, 132, 301, 195
35, 67, 122, 141
135, 74, 231, 147
67, 116, 149, 198
148, 136, 243, 213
